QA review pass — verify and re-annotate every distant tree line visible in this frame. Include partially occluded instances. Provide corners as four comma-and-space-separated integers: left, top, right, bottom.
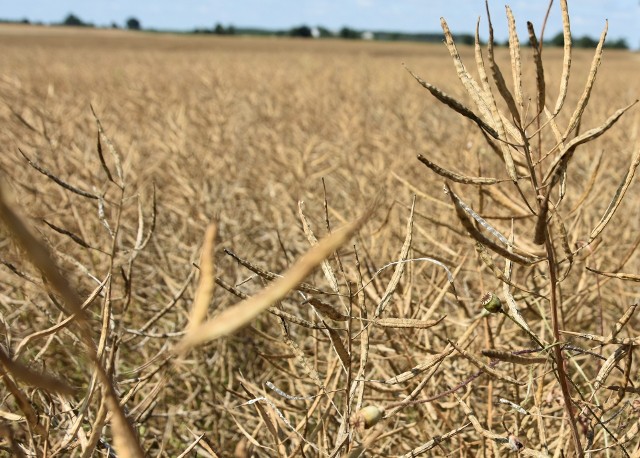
0, 18, 34, 25
193, 23, 236, 35
0, 14, 630, 49
284, 26, 477, 44
60, 14, 92, 27
545, 31, 628, 49
33, 13, 143, 30
270, 25, 631, 49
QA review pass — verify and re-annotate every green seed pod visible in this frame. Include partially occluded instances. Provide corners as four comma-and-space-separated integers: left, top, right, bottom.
351, 405, 385, 431
481, 292, 502, 313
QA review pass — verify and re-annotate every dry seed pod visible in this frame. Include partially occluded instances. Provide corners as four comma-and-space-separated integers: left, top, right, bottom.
351, 405, 385, 432
481, 292, 502, 313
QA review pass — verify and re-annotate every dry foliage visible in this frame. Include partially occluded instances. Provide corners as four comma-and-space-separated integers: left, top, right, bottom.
0, 1, 639, 456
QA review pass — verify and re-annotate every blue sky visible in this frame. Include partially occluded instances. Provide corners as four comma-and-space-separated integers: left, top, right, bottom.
3, 1, 639, 48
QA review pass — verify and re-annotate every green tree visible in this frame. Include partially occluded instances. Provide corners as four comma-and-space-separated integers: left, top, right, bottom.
213, 23, 235, 35
605, 38, 628, 49
575, 35, 598, 48
126, 17, 141, 30
62, 14, 86, 27
339, 27, 359, 39
317, 26, 333, 37
549, 31, 564, 46
290, 25, 312, 38
454, 33, 474, 45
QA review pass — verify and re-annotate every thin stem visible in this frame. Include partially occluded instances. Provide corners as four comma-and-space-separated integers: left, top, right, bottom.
539, 0, 554, 54
545, 230, 584, 456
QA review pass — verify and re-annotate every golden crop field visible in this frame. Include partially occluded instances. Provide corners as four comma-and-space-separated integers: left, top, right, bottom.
0, 12, 639, 456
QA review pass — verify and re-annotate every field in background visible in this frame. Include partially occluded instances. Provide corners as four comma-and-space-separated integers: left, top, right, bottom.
0, 24, 639, 456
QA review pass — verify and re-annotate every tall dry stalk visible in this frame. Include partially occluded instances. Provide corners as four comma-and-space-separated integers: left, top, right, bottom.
409, 1, 638, 456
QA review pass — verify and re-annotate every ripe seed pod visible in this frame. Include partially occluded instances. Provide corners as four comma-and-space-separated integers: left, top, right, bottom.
351, 405, 385, 432
481, 292, 502, 313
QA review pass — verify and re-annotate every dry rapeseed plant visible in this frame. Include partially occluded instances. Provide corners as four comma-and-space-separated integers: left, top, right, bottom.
0, 0, 638, 457
405, 0, 638, 456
